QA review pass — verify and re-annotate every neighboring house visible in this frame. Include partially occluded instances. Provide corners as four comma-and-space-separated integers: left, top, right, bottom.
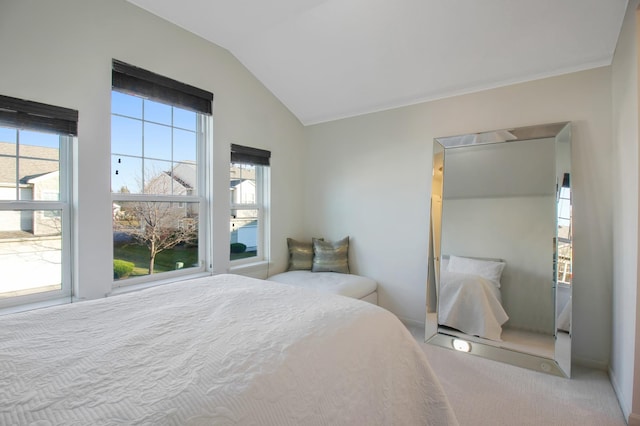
230, 165, 257, 250
112, 162, 258, 250
0, 141, 60, 236
230, 179, 255, 204
142, 160, 196, 197
115, 161, 198, 223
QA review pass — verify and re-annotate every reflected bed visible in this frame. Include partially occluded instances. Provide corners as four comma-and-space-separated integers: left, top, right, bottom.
438, 270, 509, 341
1, 274, 457, 425
437, 256, 509, 341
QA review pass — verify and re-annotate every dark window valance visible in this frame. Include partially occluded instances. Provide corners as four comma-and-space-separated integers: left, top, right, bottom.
231, 144, 271, 166
112, 59, 213, 115
0, 95, 78, 136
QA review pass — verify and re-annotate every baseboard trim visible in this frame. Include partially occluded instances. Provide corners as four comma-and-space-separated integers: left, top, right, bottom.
609, 366, 631, 422
629, 413, 640, 426
573, 356, 608, 371
397, 316, 424, 329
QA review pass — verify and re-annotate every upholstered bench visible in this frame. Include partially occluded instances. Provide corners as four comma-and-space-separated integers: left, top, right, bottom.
268, 236, 378, 304
267, 270, 378, 305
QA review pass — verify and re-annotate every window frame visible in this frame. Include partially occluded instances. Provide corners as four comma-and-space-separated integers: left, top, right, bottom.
556, 185, 572, 286
111, 94, 212, 287
110, 60, 213, 288
230, 145, 270, 266
0, 95, 76, 309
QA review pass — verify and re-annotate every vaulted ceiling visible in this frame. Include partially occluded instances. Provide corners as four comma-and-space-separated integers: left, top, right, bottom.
127, 0, 628, 125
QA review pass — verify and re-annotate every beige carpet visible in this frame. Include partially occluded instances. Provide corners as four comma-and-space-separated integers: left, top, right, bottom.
408, 326, 626, 426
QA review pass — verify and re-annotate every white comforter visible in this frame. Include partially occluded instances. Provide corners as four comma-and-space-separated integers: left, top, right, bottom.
438, 271, 509, 341
0, 274, 457, 426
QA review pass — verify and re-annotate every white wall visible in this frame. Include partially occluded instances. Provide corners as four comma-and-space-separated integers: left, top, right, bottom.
0, 0, 306, 298
611, 1, 640, 424
305, 67, 613, 366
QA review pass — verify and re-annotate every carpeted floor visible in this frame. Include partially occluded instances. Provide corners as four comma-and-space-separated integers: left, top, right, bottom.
407, 325, 626, 426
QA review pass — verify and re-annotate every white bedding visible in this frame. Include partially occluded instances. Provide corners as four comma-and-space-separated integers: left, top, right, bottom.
267, 270, 377, 300
0, 274, 457, 425
438, 271, 509, 341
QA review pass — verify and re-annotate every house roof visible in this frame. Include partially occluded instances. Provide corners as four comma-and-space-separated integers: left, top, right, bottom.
169, 161, 196, 189
0, 141, 58, 185
144, 161, 197, 194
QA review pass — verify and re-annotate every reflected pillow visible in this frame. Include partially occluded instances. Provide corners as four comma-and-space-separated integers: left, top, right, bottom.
312, 236, 350, 274
287, 238, 322, 271
447, 255, 505, 288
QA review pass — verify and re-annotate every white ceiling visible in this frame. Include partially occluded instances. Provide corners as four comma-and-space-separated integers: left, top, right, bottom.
127, 0, 628, 125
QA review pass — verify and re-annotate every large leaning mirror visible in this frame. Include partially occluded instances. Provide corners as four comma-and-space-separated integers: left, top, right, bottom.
426, 122, 572, 377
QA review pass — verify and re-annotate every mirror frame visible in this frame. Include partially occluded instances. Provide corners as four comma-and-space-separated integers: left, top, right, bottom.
426, 122, 572, 378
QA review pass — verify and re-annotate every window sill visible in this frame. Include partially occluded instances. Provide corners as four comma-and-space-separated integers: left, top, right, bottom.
229, 260, 271, 279
0, 296, 71, 316
109, 271, 213, 297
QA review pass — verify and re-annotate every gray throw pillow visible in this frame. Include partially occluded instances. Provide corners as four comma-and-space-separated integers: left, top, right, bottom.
312, 236, 350, 274
287, 238, 321, 271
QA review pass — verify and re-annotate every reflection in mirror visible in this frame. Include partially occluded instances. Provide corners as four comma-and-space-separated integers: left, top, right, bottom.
426, 122, 572, 377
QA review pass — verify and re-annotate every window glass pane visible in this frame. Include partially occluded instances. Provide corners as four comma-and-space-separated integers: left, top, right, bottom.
112, 155, 142, 194
144, 99, 171, 125
112, 115, 142, 157
113, 201, 199, 283
18, 131, 60, 202
20, 130, 59, 150
144, 122, 172, 161
558, 188, 571, 224
111, 81, 208, 285
0, 126, 17, 143
557, 241, 572, 285
557, 187, 571, 240
173, 108, 196, 131
1, 107, 73, 307
173, 128, 197, 162
230, 209, 258, 261
143, 159, 172, 195
230, 163, 256, 205
0, 210, 62, 298
0, 128, 17, 200
112, 91, 142, 119
172, 161, 197, 196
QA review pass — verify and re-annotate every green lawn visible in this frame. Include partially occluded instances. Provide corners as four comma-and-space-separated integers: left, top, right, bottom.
114, 243, 198, 278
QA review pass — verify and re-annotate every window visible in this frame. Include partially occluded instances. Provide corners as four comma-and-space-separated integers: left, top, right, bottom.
557, 177, 572, 286
230, 144, 270, 263
0, 95, 76, 308
111, 60, 213, 286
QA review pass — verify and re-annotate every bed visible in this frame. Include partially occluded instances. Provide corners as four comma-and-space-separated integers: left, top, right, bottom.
437, 256, 509, 341
0, 274, 457, 425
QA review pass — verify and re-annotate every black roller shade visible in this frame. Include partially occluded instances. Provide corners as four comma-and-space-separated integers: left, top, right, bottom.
112, 59, 213, 115
0, 95, 78, 136
231, 144, 271, 166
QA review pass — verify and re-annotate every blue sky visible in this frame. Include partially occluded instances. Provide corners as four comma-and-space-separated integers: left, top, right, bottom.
111, 91, 198, 193
0, 126, 59, 148
0, 92, 199, 196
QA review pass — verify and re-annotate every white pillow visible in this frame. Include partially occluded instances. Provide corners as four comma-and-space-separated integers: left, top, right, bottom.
447, 255, 506, 288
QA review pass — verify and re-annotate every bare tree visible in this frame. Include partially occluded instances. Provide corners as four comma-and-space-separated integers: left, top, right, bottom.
114, 167, 197, 274
123, 201, 197, 274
